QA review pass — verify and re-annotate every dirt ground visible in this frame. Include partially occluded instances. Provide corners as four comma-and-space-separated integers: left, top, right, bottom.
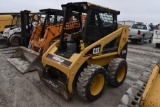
0, 41, 159, 107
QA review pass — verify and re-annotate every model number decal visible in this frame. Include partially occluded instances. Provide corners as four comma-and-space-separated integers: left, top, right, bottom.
46, 54, 72, 67
52, 56, 64, 63
93, 47, 100, 54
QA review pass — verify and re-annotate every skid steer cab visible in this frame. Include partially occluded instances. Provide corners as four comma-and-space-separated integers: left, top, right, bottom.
38, 2, 129, 101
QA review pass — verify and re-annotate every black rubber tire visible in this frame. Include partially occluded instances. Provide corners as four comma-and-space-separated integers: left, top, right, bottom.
140, 37, 144, 45
149, 35, 153, 43
77, 64, 107, 101
9, 34, 20, 46
149, 40, 152, 43
108, 58, 127, 87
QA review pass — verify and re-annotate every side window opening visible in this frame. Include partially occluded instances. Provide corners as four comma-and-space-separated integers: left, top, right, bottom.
86, 9, 117, 45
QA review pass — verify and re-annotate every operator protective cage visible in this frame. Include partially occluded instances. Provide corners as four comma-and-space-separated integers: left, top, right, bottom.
60, 2, 120, 49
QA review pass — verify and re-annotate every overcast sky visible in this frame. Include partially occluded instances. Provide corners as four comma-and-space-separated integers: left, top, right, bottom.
0, 0, 160, 24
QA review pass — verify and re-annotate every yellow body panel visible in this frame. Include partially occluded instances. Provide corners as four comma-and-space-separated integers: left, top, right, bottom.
88, 54, 117, 66
140, 64, 160, 107
42, 26, 129, 93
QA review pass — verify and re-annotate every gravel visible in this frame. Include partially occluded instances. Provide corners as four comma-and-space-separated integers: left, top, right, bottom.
0, 42, 159, 107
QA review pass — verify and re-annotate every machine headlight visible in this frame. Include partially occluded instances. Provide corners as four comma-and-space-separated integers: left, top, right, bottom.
3, 32, 9, 36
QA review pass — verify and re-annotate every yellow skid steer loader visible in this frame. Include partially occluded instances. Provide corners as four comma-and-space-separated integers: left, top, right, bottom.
37, 2, 129, 101
119, 60, 160, 107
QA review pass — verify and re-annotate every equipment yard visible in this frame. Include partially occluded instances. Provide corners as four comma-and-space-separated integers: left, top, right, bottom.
0, 41, 159, 107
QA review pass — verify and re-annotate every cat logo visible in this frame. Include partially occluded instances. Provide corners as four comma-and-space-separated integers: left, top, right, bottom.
93, 47, 100, 54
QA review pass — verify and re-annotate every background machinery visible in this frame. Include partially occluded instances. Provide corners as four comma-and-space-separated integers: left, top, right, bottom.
28, 8, 81, 55
0, 14, 17, 34
7, 8, 82, 74
37, 2, 129, 101
7, 9, 63, 74
28, 9, 64, 54
0, 11, 40, 48
1, 13, 22, 47
153, 24, 160, 48
0, 14, 21, 48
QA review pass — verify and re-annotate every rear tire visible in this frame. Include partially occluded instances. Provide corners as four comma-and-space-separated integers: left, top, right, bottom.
108, 58, 127, 87
149, 35, 153, 43
9, 34, 20, 46
77, 64, 107, 101
140, 37, 144, 45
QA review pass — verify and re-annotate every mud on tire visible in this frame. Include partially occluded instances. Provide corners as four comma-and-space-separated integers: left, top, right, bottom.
77, 64, 107, 101
108, 58, 127, 87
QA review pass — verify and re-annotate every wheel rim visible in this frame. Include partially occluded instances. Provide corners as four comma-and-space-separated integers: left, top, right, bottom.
90, 74, 105, 96
12, 37, 19, 45
117, 65, 126, 82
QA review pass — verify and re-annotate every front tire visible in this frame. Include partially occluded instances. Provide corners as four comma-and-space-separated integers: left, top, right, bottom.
108, 58, 127, 87
9, 34, 20, 46
77, 64, 107, 101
